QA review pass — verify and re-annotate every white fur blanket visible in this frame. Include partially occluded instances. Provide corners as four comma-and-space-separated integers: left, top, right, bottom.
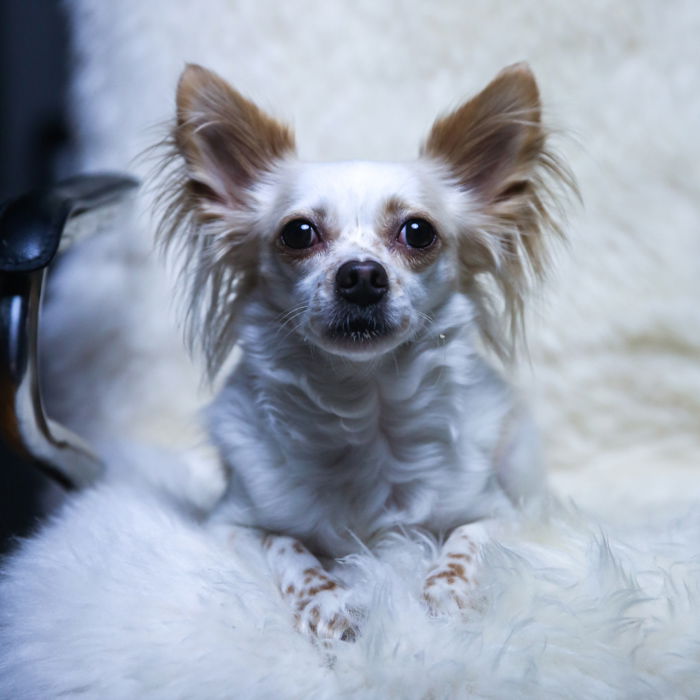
1, 1, 699, 697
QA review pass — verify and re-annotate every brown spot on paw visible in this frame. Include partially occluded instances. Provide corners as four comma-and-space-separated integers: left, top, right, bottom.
307, 605, 321, 634
448, 552, 472, 562
303, 568, 323, 584
446, 562, 468, 581
433, 570, 454, 580
306, 580, 338, 597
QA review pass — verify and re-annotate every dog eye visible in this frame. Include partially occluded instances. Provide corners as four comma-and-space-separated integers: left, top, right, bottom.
399, 218, 436, 249
280, 219, 318, 249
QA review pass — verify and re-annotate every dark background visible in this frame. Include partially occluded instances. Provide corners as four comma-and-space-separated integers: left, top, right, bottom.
0, 1, 72, 552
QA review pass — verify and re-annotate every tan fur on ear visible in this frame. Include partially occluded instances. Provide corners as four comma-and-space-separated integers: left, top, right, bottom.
154, 65, 296, 377
425, 63, 543, 203
175, 63, 295, 209
423, 62, 576, 359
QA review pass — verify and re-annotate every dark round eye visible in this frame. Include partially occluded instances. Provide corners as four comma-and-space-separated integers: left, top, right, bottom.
399, 218, 437, 249
280, 219, 318, 249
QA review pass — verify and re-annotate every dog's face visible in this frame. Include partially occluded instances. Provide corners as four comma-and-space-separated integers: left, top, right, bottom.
252, 159, 463, 359
163, 63, 567, 371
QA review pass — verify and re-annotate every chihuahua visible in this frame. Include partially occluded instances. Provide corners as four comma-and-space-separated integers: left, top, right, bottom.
158, 62, 570, 640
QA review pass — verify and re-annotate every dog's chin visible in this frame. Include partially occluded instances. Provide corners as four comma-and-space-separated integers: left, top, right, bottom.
309, 315, 409, 361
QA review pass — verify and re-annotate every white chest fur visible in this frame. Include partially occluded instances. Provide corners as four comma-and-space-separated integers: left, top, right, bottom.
208, 317, 516, 557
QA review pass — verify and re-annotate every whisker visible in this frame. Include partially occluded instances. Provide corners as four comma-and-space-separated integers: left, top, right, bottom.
274, 304, 310, 341
277, 302, 309, 326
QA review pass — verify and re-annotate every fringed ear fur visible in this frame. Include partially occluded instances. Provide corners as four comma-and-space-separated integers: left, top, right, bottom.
156, 64, 296, 377
422, 62, 575, 360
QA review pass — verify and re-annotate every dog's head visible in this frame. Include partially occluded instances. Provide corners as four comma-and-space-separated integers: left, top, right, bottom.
159, 63, 570, 374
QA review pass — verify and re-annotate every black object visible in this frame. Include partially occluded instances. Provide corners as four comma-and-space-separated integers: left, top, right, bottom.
335, 259, 389, 306
0, 174, 138, 272
0, 174, 139, 493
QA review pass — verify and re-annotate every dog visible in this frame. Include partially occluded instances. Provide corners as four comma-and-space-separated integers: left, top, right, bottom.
157, 62, 571, 641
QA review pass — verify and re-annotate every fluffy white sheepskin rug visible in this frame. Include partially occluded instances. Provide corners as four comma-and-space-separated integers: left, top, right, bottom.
2, 1, 700, 697
2, 471, 699, 698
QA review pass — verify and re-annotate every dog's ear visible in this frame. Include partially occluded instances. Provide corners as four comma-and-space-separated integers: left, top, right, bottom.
157, 66, 296, 377
423, 63, 572, 358
174, 63, 295, 212
423, 63, 543, 207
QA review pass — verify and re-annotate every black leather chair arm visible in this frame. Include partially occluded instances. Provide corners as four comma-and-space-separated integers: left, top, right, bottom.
0, 174, 139, 489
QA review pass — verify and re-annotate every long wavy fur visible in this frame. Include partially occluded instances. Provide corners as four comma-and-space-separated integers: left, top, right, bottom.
153, 64, 295, 377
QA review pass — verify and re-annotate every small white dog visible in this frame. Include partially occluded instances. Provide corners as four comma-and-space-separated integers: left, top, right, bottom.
158, 62, 571, 640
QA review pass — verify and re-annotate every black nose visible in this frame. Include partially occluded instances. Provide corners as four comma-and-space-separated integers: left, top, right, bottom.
335, 259, 388, 306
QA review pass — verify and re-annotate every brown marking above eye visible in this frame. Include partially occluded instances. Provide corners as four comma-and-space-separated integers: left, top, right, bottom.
377, 197, 442, 271
381, 196, 409, 221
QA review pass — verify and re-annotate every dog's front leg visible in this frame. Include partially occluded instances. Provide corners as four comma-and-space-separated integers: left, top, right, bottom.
263, 534, 358, 641
423, 520, 493, 616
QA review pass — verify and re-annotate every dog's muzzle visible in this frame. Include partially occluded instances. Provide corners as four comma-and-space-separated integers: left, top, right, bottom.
325, 259, 392, 342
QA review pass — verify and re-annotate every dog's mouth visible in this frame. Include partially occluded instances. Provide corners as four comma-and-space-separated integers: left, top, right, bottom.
306, 300, 413, 359
324, 308, 394, 345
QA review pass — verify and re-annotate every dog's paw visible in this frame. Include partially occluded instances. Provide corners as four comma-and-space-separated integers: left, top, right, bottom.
423, 522, 490, 617
423, 553, 484, 617
294, 588, 358, 642
423, 566, 475, 616
285, 567, 358, 642
295, 588, 358, 642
